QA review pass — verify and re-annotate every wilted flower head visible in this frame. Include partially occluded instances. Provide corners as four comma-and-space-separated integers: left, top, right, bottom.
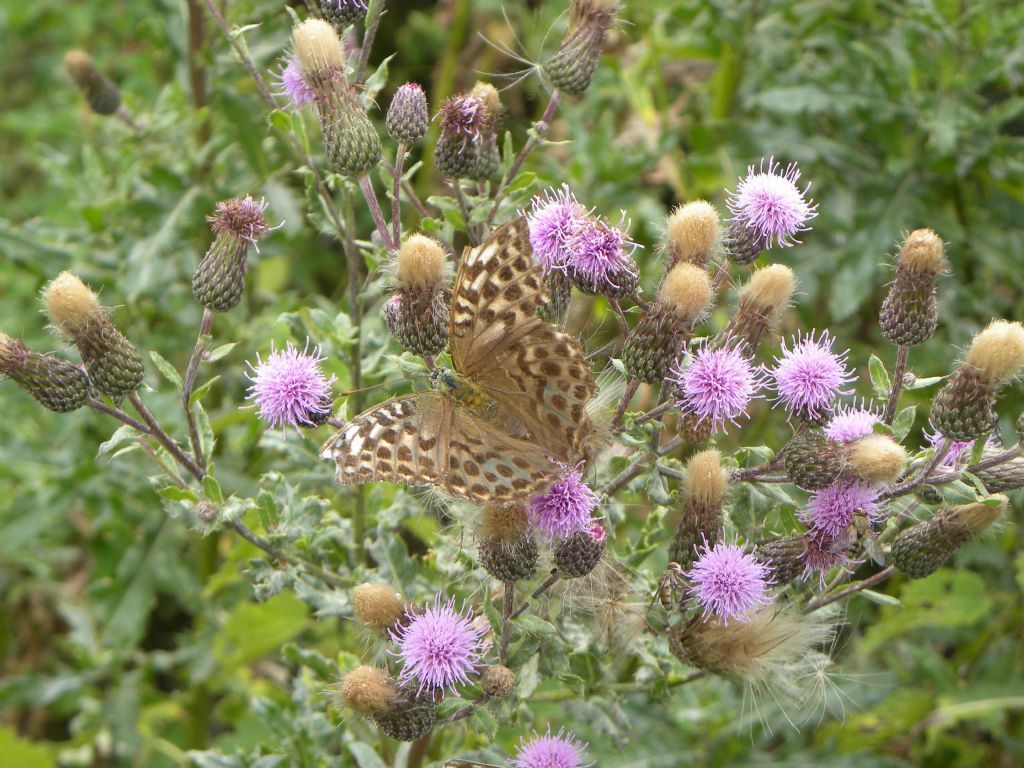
527, 464, 599, 540
526, 185, 590, 273
439, 93, 491, 144
768, 330, 854, 421
510, 727, 592, 768
801, 530, 847, 586
801, 480, 881, 539
276, 54, 316, 107
566, 213, 640, 295
669, 340, 760, 432
824, 400, 879, 443
389, 594, 486, 694
688, 541, 772, 623
726, 157, 817, 248
209, 196, 271, 248
244, 340, 335, 429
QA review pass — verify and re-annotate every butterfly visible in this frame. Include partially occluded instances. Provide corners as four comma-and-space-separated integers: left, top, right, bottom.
321, 217, 597, 504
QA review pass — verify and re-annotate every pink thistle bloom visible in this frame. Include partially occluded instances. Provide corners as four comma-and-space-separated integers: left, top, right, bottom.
688, 542, 772, 623
925, 428, 990, 469
824, 400, 880, 443
526, 185, 591, 273
801, 530, 848, 586
275, 54, 316, 107
510, 727, 592, 768
585, 520, 608, 544
564, 213, 640, 295
768, 330, 855, 421
527, 464, 599, 541
438, 94, 490, 144
389, 594, 486, 694
244, 340, 335, 430
801, 480, 881, 540
668, 340, 761, 433
210, 196, 271, 248
726, 157, 818, 248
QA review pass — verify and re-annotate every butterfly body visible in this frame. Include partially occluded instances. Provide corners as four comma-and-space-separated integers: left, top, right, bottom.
323, 218, 597, 503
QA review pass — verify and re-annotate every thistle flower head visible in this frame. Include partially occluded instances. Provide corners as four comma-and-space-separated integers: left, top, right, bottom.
845, 434, 907, 484
898, 228, 945, 274
824, 400, 879, 443
438, 94, 490, 143
392, 233, 450, 294
44, 271, 105, 336
526, 185, 591, 273
801, 481, 881, 539
292, 18, 344, 76
469, 81, 502, 117
658, 263, 713, 324
276, 54, 316, 107
352, 583, 405, 633
386, 82, 429, 144
801, 531, 847, 585
726, 157, 817, 248
665, 200, 719, 268
768, 330, 854, 421
389, 594, 486, 694
566, 213, 640, 294
527, 463, 599, 540
340, 666, 397, 714
244, 340, 335, 430
209, 196, 270, 247
510, 727, 592, 768
964, 319, 1024, 384
688, 542, 772, 623
669, 340, 760, 432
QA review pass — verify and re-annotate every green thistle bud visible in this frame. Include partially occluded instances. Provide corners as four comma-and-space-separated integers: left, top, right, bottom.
43, 272, 143, 397
537, 270, 574, 322
319, 0, 368, 30
292, 19, 382, 176
65, 49, 121, 116
669, 450, 727, 568
479, 536, 539, 581
372, 692, 437, 742
880, 229, 945, 346
544, 0, 618, 96
0, 334, 90, 412
554, 523, 606, 578
192, 197, 270, 312
891, 497, 1005, 579
753, 533, 807, 586
973, 454, 1024, 494
932, 321, 1024, 441
386, 83, 428, 144
435, 92, 499, 181
783, 430, 843, 491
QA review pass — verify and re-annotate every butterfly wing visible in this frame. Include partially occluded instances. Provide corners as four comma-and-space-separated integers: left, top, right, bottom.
449, 218, 597, 462
321, 393, 556, 503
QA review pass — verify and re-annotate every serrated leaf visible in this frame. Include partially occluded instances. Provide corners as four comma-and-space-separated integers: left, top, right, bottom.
868, 354, 891, 398
513, 614, 556, 635
468, 706, 498, 741
362, 52, 395, 103
149, 350, 183, 390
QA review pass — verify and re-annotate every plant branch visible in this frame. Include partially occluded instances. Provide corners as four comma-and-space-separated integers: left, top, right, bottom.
883, 344, 909, 425
510, 570, 560, 620
391, 143, 406, 247
599, 436, 685, 498
610, 379, 640, 431
354, 0, 385, 84
500, 580, 514, 665
200, 0, 275, 106
127, 393, 205, 482
804, 566, 896, 613
182, 308, 214, 467
358, 173, 397, 252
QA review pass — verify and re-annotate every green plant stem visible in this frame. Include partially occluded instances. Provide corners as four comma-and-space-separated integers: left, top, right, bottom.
182, 308, 214, 468
358, 173, 397, 251
200, 0, 275, 105
453, 180, 479, 245
883, 344, 909, 425
128, 393, 206, 482
610, 379, 640, 431
354, 0, 385, 84
804, 566, 896, 613
883, 438, 952, 499
599, 436, 684, 498
510, 570, 560, 620
391, 143, 406, 247
500, 580, 514, 665
529, 671, 709, 703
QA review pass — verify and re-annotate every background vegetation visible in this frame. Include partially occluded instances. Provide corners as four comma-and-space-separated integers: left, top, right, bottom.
2, 0, 1023, 766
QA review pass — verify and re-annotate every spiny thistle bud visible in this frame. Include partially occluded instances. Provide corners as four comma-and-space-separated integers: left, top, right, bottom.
340, 666, 398, 714
783, 429, 843, 491
669, 450, 727, 568
319, 0, 368, 30
622, 263, 712, 383
0, 334, 90, 413
292, 19, 381, 176
664, 201, 720, 269
554, 521, 607, 578
538, 270, 574, 323
844, 434, 907, 485
545, 0, 618, 96
479, 664, 516, 698
723, 265, 796, 350
65, 49, 121, 116
192, 196, 270, 312
932, 320, 1024, 441
891, 497, 1006, 579
880, 229, 945, 346
372, 693, 438, 742
352, 583, 405, 633
435, 93, 499, 180
384, 234, 452, 357
753, 533, 807, 586
385, 83, 428, 144
477, 504, 538, 581
973, 453, 1024, 494
44, 272, 144, 397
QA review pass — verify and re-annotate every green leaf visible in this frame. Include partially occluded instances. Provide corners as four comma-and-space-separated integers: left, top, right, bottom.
203, 474, 223, 503
513, 614, 557, 635
207, 342, 238, 363
892, 405, 916, 442
868, 354, 891, 398
468, 706, 498, 741
158, 486, 198, 502
149, 350, 183, 390
905, 375, 944, 390
362, 53, 395, 103
269, 109, 292, 132
0, 726, 54, 768
214, 592, 310, 670
189, 375, 221, 406
860, 589, 902, 607
347, 742, 389, 768
98, 425, 139, 457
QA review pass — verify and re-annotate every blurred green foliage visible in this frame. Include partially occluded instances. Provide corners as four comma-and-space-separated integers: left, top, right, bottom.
1, 1, 1023, 766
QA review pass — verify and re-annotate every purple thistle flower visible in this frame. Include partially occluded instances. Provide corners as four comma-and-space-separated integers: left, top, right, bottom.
925, 428, 988, 469
244, 340, 335, 430
668, 340, 761, 433
389, 594, 486, 694
801, 480, 881, 539
564, 213, 640, 294
510, 727, 592, 768
527, 464, 599, 541
801, 530, 847, 586
688, 542, 772, 623
824, 400, 880, 443
210, 195, 271, 248
439, 94, 490, 144
526, 185, 590, 273
275, 54, 316, 107
768, 330, 854, 421
726, 157, 818, 248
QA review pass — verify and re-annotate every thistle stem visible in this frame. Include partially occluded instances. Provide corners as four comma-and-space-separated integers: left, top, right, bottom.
599, 436, 684, 498
391, 143, 407, 247
354, 0, 385, 85
804, 566, 896, 613
358, 173, 397, 252
127, 393, 206, 482
611, 379, 640, 431
182, 308, 214, 467
883, 344, 909, 425
510, 570, 560, 620
500, 580, 515, 665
